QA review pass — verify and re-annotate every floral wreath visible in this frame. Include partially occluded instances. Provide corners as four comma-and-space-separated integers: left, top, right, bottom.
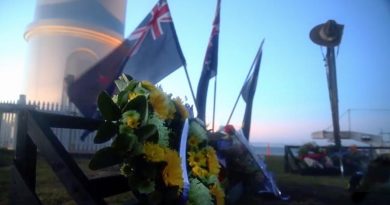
89, 74, 224, 205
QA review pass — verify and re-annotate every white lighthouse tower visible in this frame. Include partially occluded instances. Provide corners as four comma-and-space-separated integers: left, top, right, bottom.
24, 0, 127, 105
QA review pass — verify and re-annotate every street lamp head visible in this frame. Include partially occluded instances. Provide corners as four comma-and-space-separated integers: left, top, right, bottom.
310, 19, 344, 47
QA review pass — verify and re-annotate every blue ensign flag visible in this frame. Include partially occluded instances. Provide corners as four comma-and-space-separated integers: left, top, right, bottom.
68, 0, 186, 117
196, 0, 221, 122
241, 40, 264, 139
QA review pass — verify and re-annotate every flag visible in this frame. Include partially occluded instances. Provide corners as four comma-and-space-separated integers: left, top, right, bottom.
68, 0, 186, 117
122, 0, 186, 83
241, 40, 264, 139
196, 0, 221, 122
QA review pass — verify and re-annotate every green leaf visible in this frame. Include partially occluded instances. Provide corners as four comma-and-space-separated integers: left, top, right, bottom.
97, 91, 121, 121
89, 147, 122, 170
135, 124, 158, 142
137, 179, 155, 194
122, 95, 148, 124
131, 142, 144, 156
94, 121, 117, 144
115, 74, 134, 91
116, 90, 129, 108
120, 73, 133, 83
114, 79, 128, 92
112, 133, 137, 153
128, 173, 155, 195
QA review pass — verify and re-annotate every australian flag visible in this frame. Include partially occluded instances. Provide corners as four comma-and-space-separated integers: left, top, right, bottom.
241, 39, 264, 139
196, 0, 221, 122
68, 0, 186, 118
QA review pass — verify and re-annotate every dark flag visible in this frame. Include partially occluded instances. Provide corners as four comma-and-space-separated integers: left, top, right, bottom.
196, 0, 221, 122
68, 0, 186, 117
241, 40, 264, 139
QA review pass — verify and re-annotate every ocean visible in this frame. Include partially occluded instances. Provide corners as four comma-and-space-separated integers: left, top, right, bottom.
250, 143, 285, 156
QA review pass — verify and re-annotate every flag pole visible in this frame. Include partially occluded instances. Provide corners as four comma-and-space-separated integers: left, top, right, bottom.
226, 87, 241, 125
183, 65, 198, 111
212, 75, 217, 131
226, 39, 264, 125
226, 54, 256, 125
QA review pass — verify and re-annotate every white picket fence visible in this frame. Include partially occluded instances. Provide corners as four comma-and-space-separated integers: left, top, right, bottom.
0, 95, 110, 154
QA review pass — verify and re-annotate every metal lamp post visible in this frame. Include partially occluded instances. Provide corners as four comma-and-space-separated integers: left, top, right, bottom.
310, 19, 344, 148
310, 19, 345, 174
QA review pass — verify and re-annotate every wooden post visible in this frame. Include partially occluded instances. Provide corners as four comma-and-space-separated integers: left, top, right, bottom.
27, 111, 106, 204
11, 95, 40, 204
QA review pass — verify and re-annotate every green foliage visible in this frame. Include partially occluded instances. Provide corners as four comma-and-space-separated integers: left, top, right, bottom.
97, 91, 121, 121
122, 95, 148, 124
114, 74, 133, 91
89, 75, 192, 204
188, 178, 213, 205
94, 121, 117, 143
134, 124, 158, 143
112, 133, 137, 154
137, 179, 155, 194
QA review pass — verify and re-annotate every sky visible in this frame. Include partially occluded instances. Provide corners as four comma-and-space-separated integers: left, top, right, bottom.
0, 0, 390, 144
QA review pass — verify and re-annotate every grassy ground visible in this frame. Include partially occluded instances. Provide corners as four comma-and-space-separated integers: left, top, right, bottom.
238, 156, 390, 205
0, 149, 132, 205
1, 150, 389, 205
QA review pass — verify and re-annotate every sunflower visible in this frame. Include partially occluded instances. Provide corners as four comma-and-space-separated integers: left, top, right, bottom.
141, 80, 157, 91
188, 151, 207, 167
209, 183, 225, 205
128, 92, 140, 101
173, 97, 189, 119
149, 89, 176, 120
192, 165, 208, 178
122, 110, 140, 129
120, 163, 132, 176
206, 147, 220, 176
143, 143, 166, 162
188, 135, 200, 149
162, 148, 184, 190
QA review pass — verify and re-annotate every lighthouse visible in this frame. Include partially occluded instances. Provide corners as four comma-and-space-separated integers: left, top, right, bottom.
23, 0, 127, 105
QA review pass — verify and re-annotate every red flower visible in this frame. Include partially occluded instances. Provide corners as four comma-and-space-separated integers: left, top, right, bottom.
224, 125, 235, 135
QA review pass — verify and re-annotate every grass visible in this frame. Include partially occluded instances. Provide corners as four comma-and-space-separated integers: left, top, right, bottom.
0, 150, 132, 205
238, 156, 389, 205
1, 150, 389, 205
0, 148, 13, 205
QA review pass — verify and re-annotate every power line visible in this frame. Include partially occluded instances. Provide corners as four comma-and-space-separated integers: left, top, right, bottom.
324, 108, 390, 131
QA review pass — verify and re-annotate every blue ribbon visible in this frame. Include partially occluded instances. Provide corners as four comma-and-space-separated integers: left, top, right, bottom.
235, 129, 283, 198
178, 119, 190, 204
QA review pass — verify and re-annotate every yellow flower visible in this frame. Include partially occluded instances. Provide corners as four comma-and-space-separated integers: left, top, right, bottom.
210, 183, 225, 205
173, 97, 188, 119
188, 135, 200, 149
149, 90, 176, 120
188, 151, 206, 167
128, 92, 139, 101
206, 147, 220, 176
122, 110, 140, 128
192, 165, 208, 178
143, 143, 166, 162
162, 148, 183, 190
141, 80, 157, 91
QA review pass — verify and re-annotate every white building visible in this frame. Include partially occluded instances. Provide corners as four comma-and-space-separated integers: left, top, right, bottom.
311, 130, 388, 147
24, 0, 127, 105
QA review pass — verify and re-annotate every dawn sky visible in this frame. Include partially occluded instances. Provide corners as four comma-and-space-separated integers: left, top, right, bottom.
1, 0, 389, 144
